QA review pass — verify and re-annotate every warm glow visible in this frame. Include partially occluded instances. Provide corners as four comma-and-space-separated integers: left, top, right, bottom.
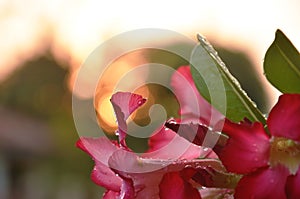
93, 50, 150, 131
1, 0, 299, 121
97, 94, 117, 129
96, 85, 151, 133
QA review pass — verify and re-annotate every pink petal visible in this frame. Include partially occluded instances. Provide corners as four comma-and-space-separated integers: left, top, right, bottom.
268, 94, 300, 142
103, 190, 119, 199
286, 167, 300, 199
118, 176, 135, 199
144, 126, 212, 160
165, 119, 209, 146
171, 66, 224, 127
110, 92, 146, 146
220, 120, 270, 174
165, 119, 227, 156
110, 149, 225, 175
108, 148, 225, 198
159, 171, 201, 199
76, 137, 122, 191
108, 149, 165, 198
234, 165, 289, 199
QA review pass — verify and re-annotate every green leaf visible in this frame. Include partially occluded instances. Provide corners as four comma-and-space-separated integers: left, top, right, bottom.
190, 34, 266, 124
264, 29, 300, 93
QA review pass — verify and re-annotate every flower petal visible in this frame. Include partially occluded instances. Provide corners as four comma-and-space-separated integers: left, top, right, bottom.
108, 149, 165, 198
171, 66, 224, 126
76, 137, 122, 191
165, 119, 227, 156
268, 94, 300, 142
110, 92, 146, 146
234, 165, 289, 199
220, 120, 270, 174
159, 171, 201, 199
286, 167, 300, 199
108, 148, 225, 198
144, 126, 211, 160
103, 190, 119, 199
118, 175, 135, 199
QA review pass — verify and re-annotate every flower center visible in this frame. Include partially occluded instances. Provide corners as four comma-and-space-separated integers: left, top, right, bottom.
269, 137, 300, 174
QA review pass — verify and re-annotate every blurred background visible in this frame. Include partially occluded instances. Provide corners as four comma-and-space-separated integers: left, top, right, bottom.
0, 0, 299, 198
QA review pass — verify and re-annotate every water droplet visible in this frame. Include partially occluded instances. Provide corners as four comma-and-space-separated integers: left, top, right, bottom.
167, 118, 177, 124
182, 159, 188, 164
203, 147, 209, 152
252, 144, 259, 152
184, 165, 192, 169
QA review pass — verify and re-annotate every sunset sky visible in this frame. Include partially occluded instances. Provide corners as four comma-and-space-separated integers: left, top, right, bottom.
1, 0, 299, 106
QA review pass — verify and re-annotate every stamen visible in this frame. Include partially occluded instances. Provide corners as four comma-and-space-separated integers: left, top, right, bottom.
269, 137, 300, 174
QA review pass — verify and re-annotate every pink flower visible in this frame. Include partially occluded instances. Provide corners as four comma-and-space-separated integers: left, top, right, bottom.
171, 66, 224, 127
110, 92, 147, 148
77, 92, 229, 198
169, 66, 300, 198
219, 94, 300, 198
167, 66, 227, 154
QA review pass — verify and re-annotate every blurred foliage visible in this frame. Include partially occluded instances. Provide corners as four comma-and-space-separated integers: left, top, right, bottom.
0, 56, 68, 117
0, 54, 101, 198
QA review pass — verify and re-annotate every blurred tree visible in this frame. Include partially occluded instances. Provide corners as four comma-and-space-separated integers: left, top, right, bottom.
0, 55, 68, 117
0, 54, 100, 199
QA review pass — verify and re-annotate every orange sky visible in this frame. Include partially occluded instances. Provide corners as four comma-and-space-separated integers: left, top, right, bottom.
0, 0, 299, 107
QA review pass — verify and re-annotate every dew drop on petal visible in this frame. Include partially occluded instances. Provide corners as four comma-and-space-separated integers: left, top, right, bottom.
184, 165, 192, 169
168, 119, 177, 124
252, 144, 259, 152
203, 147, 209, 152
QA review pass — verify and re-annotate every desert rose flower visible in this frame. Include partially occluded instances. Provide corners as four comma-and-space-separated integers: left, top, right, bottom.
77, 92, 232, 198
169, 66, 300, 198
219, 94, 300, 199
